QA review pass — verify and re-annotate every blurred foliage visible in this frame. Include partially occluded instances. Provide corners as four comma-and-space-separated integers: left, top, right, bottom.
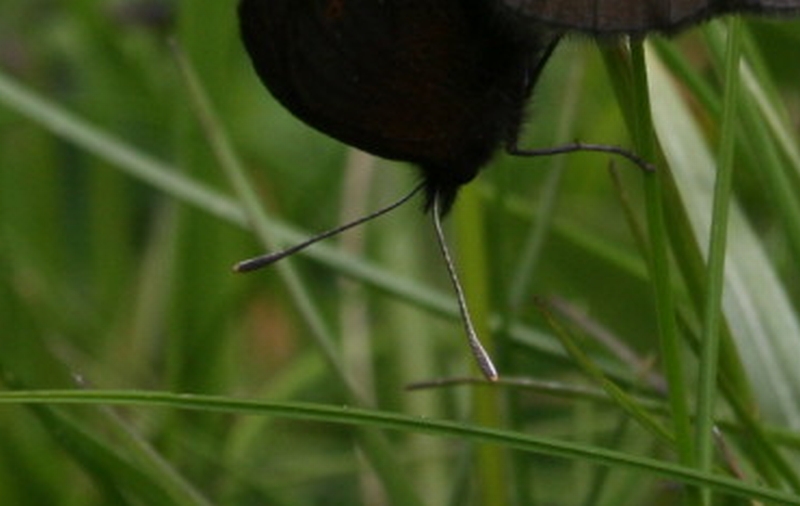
1, 1, 800, 505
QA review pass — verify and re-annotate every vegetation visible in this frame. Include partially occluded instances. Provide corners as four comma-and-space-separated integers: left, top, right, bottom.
1, 1, 799, 504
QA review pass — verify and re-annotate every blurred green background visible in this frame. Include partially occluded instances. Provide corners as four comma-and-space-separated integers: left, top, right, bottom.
1, 1, 800, 505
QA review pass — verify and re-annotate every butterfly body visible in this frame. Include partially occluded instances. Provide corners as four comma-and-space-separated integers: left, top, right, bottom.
238, 0, 560, 212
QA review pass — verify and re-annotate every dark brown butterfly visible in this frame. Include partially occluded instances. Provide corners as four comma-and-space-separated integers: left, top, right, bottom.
238, 0, 800, 214
238, 0, 562, 214
236, 0, 799, 379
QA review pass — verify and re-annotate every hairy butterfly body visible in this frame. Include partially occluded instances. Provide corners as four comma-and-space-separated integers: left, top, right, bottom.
238, 0, 560, 212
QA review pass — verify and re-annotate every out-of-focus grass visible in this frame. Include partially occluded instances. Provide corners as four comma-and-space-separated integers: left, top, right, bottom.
1, 1, 799, 505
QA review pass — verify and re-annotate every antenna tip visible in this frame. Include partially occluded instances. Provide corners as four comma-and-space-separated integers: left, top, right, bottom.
483, 363, 500, 382
232, 258, 261, 273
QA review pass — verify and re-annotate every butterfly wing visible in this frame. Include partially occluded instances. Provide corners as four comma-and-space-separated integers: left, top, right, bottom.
240, 1, 491, 162
501, 0, 800, 35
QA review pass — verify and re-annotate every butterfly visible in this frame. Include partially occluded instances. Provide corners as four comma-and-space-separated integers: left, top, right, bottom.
236, 0, 800, 379
238, 0, 800, 213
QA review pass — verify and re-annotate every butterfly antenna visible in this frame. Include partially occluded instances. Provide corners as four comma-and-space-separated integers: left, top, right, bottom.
235, 182, 426, 272
431, 192, 499, 381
